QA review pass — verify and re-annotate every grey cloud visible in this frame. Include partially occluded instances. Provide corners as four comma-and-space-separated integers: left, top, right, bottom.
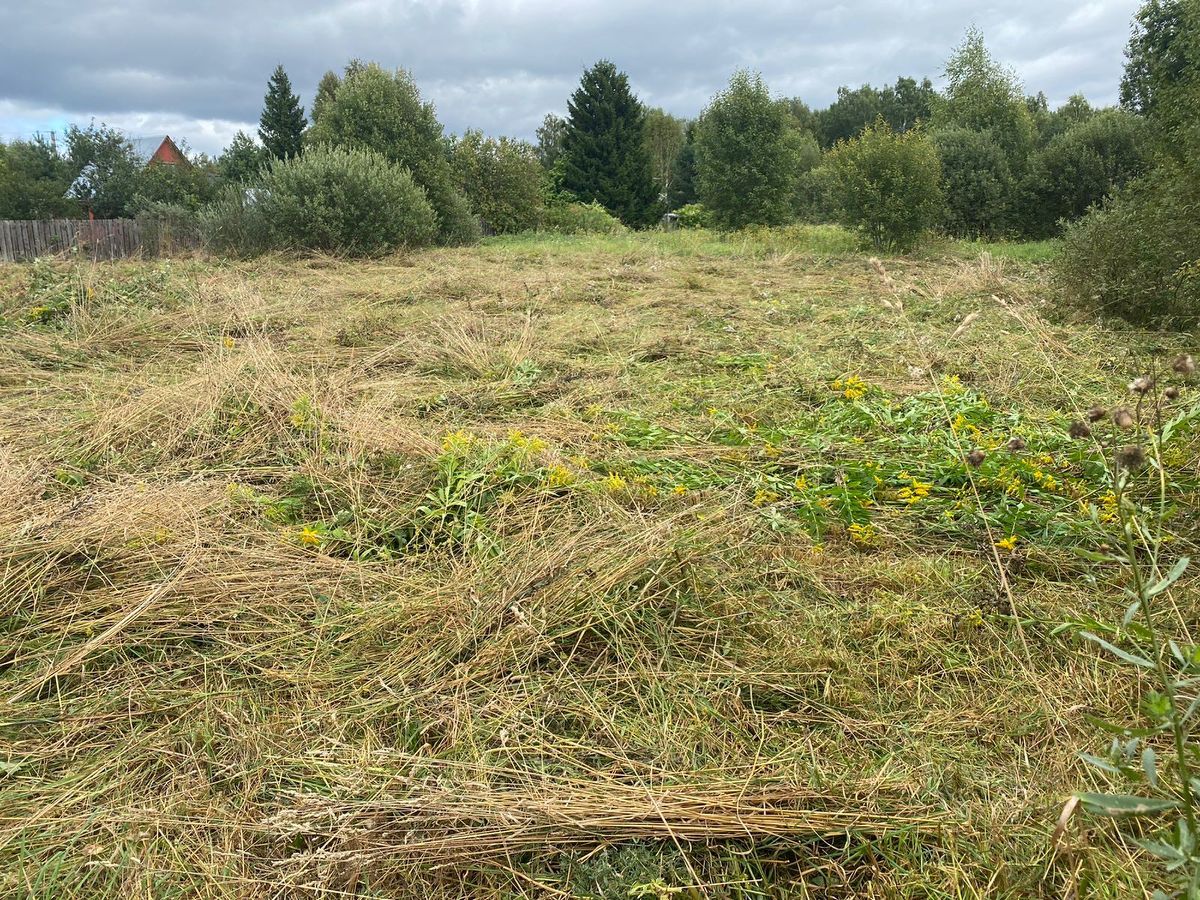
0, 0, 1141, 155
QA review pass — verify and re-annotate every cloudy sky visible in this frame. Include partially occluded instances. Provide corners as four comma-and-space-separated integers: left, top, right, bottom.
0, 0, 1140, 157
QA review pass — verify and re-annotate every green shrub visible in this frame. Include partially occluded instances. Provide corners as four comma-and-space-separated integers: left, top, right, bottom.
1056, 160, 1200, 324
542, 198, 626, 235
201, 145, 436, 257
450, 131, 544, 233
933, 126, 1014, 238
135, 201, 201, 255
674, 203, 712, 228
694, 70, 804, 229
825, 120, 943, 250
199, 186, 271, 257
1018, 109, 1148, 238
307, 62, 477, 246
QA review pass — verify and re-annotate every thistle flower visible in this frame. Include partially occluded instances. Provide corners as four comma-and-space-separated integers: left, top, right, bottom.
1115, 444, 1146, 470
1086, 405, 1106, 422
1165, 386, 1181, 401
1068, 420, 1092, 439
1112, 407, 1135, 430
1005, 437, 1027, 452
967, 449, 986, 468
1173, 354, 1195, 376
1129, 376, 1153, 395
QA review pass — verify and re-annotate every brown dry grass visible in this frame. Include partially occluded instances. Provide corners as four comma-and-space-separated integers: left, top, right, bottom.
0, 229, 1195, 898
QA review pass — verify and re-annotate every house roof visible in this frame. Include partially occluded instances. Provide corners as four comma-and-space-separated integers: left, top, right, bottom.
128, 135, 185, 165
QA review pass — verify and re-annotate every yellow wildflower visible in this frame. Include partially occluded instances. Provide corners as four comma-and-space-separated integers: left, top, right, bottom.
673, 484, 688, 495
995, 535, 1018, 552
298, 526, 322, 547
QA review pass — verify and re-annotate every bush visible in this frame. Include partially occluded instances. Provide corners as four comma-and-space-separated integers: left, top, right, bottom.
1018, 109, 1148, 237
694, 70, 804, 229
450, 131, 544, 233
933, 127, 1015, 238
792, 162, 837, 223
674, 203, 712, 228
136, 201, 201, 255
542, 199, 626, 235
1056, 160, 1200, 324
199, 186, 271, 257
307, 62, 476, 246
825, 120, 943, 250
201, 145, 436, 257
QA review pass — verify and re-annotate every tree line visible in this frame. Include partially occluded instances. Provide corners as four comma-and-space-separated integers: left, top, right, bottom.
0, 0, 1195, 320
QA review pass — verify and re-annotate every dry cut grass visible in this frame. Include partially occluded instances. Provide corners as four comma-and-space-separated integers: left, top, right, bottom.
0, 229, 1197, 898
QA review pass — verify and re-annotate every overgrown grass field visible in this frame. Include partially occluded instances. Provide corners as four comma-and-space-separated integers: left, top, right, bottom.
1, 227, 1197, 897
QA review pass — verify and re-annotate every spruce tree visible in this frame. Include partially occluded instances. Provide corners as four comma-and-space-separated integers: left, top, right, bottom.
259, 65, 307, 160
561, 60, 658, 226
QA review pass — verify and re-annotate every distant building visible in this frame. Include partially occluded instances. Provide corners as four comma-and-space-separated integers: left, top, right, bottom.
129, 135, 189, 167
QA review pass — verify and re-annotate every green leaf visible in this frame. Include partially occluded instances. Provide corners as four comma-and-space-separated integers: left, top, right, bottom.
1147, 556, 1190, 599
1080, 631, 1154, 669
1079, 752, 1122, 775
1078, 792, 1179, 816
1135, 837, 1187, 863
1142, 746, 1158, 788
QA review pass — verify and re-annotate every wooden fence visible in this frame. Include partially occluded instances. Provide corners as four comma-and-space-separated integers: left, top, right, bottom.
0, 218, 146, 262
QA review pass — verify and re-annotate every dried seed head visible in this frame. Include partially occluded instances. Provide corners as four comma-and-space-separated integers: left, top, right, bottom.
967, 448, 986, 468
1005, 436, 1027, 452
1068, 420, 1092, 439
1129, 376, 1153, 395
1112, 407, 1135, 429
1173, 354, 1195, 376
1165, 385, 1181, 401
1086, 405, 1107, 422
1115, 444, 1146, 470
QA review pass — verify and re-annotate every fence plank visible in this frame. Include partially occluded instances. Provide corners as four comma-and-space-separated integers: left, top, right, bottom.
0, 217, 193, 262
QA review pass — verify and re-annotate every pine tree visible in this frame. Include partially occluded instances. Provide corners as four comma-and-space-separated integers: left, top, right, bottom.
259, 65, 307, 160
561, 60, 658, 226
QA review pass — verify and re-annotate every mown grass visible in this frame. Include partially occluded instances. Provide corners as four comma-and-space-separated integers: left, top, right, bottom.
0, 229, 1197, 898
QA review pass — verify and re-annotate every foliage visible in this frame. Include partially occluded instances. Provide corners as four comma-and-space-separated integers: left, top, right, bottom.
933, 127, 1015, 238
308, 61, 477, 245
1057, 0, 1200, 324
133, 156, 220, 212
197, 184, 271, 256
64, 124, 143, 218
535, 113, 567, 170
1121, 0, 1193, 118
642, 107, 687, 201
825, 119, 943, 249
450, 131, 544, 233
541, 197, 626, 234
1056, 158, 1200, 324
816, 77, 936, 148
666, 122, 698, 210
694, 70, 804, 229
1068, 361, 1200, 898
258, 64, 307, 161
310, 70, 341, 126
217, 131, 266, 183
1019, 109, 1148, 237
673, 202, 712, 228
560, 60, 659, 227
203, 145, 437, 257
135, 201, 201, 255
0, 136, 77, 219
933, 27, 1036, 167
